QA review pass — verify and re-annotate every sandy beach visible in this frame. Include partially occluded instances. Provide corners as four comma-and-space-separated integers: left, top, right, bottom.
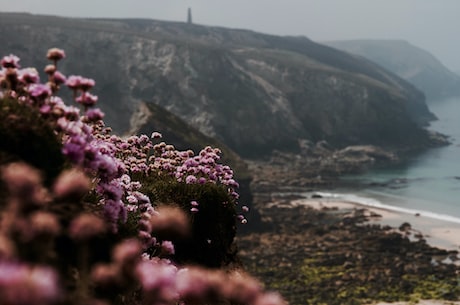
287, 197, 460, 252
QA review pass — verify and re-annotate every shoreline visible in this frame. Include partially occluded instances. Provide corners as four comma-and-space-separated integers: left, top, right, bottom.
283, 194, 460, 253
239, 189, 460, 305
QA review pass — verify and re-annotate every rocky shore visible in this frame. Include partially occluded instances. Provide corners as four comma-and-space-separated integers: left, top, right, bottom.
246, 143, 399, 193
236, 192, 460, 305
246, 136, 449, 193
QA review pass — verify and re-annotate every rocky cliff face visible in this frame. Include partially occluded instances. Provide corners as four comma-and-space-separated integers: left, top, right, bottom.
325, 39, 460, 102
0, 13, 437, 158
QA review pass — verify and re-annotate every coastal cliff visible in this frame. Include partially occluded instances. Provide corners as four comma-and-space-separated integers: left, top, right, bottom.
325, 39, 460, 101
0, 12, 438, 159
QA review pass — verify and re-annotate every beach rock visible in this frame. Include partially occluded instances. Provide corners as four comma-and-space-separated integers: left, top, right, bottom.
237, 193, 460, 305
334, 145, 398, 163
399, 222, 412, 232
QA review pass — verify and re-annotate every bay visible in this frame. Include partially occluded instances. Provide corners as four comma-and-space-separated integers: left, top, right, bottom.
336, 97, 460, 222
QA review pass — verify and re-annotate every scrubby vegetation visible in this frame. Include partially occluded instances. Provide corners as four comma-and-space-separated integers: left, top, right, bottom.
0, 49, 285, 305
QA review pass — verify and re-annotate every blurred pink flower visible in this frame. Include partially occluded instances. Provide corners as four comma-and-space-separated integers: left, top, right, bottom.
190, 207, 199, 213
46, 48, 66, 62
28, 83, 52, 100
151, 131, 162, 139
150, 206, 190, 240
18, 68, 40, 84
80, 77, 95, 91
52, 71, 67, 85
27, 211, 61, 239
44, 64, 56, 75
0, 263, 61, 305
135, 259, 178, 302
176, 267, 225, 304
76, 92, 98, 107
254, 292, 288, 305
69, 213, 107, 241
53, 168, 91, 199
1, 54, 20, 68
65, 75, 83, 90
1, 162, 48, 206
0, 234, 15, 259
85, 108, 105, 122
113, 239, 142, 266
160, 240, 175, 255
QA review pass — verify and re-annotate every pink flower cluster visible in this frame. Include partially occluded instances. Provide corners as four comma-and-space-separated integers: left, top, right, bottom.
147, 143, 247, 222
0, 262, 60, 305
0, 50, 152, 230
0, 49, 279, 305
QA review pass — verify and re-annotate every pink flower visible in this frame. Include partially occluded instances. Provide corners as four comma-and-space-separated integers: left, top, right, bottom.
190, 207, 199, 213
1, 162, 48, 206
1, 54, 20, 68
18, 68, 40, 84
65, 75, 95, 91
46, 48, 66, 61
112, 239, 142, 266
76, 92, 98, 107
65, 75, 83, 90
0, 263, 61, 305
103, 199, 126, 226
254, 292, 287, 305
150, 206, 190, 240
39, 104, 52, 114
52, 71, 66, 85
27, 212, 61, 239
0, 234, 15, 259
69, 213, 107, 241
151, 131, 162, 139
231, 191, 240, 199
135, 259, 177, 302
90, 264, 119, 289
84, 108, 105, 122
62, 142, 85, 164
160, 240, 175, 255
80, 77, 95, 91
185, 175, 197, 184
53, 168, 90, 199
28, 83, 52, 100
176, 267, 225, 304
44, 64, 56, 75
223, 271, 262, 304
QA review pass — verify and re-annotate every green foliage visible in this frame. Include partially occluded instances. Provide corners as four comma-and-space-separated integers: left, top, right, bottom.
139, 173, 238, 267
0, 97, 65, 184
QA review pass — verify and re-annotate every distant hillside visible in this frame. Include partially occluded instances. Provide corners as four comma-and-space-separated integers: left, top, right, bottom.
0, 13, 438, 158
325, 39, 460, 102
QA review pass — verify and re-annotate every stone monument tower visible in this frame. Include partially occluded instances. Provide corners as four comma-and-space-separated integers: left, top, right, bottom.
187, 8, 192, 24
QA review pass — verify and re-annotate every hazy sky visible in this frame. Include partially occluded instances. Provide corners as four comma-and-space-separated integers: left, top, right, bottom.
1, 0, 459, 70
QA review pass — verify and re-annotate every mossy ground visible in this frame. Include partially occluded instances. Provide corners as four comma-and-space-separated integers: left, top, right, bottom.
237, 196, 460, 305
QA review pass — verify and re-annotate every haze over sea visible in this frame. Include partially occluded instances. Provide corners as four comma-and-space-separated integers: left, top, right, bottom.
323, 97, 460, 223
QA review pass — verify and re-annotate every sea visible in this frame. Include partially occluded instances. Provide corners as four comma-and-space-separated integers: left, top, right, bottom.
309, 97, 460, 224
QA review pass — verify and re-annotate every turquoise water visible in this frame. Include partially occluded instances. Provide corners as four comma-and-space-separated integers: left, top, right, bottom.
337, 97, 460, 221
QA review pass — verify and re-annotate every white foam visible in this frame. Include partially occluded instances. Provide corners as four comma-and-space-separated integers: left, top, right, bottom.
305, 191, 460, 225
